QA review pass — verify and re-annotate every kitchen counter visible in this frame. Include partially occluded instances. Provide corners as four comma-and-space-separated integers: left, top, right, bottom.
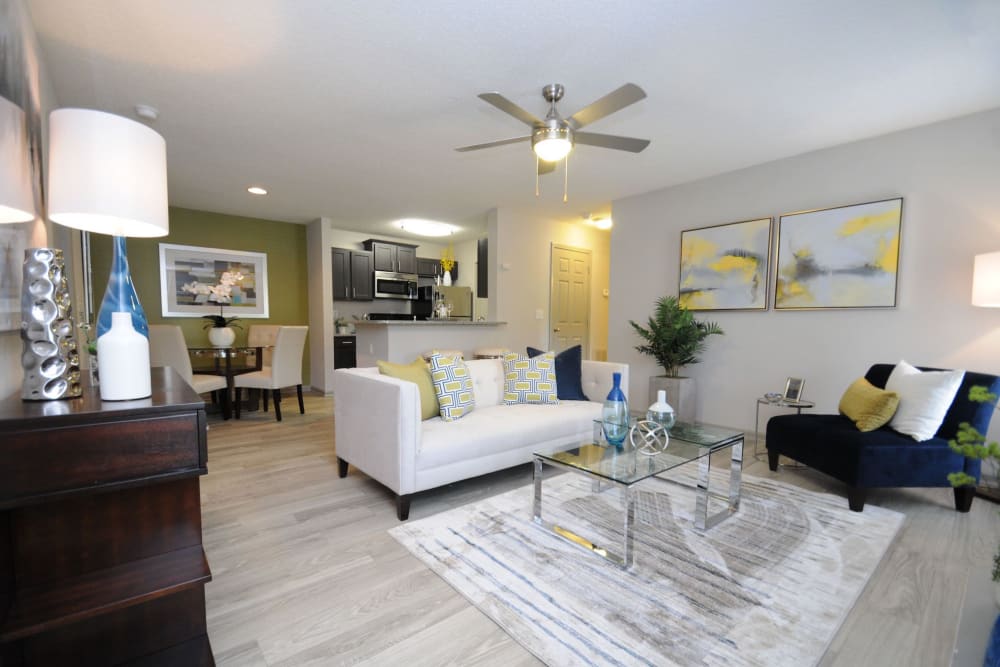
354, 319, 506, 326
352, 320, 508, 367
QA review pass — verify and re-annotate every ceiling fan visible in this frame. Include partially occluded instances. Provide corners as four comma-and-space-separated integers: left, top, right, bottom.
455, 83, 651, 178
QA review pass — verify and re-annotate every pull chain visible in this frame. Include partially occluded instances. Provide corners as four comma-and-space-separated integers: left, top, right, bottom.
535, 155, 540, 197
563, 153, 569, 203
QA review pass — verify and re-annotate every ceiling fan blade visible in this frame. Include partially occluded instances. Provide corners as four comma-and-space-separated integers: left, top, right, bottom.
478, 93, 543, 127
455, 136, 530, 152
537, 159, 556, 175
574, 131, 650, 153
567, 83, 646, 129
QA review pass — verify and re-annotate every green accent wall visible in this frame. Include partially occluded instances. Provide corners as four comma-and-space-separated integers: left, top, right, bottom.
89, 207, 311, 383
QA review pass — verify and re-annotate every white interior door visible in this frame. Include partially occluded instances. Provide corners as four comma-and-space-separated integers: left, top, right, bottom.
549, 244, 591, 356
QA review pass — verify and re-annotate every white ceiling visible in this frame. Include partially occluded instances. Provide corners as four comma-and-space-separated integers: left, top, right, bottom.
26, 0, 1000, 242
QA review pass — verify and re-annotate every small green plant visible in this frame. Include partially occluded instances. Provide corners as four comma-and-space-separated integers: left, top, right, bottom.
201, 314, 242, 330
947, 386, 1000, 488
993, 547, 1000, 583
629, 296, 723, 377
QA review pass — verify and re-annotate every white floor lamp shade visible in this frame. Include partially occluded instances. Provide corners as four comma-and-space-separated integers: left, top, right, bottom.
0, 95, 35, 223
47, 108, 169, 401
972, 251, 1000, 308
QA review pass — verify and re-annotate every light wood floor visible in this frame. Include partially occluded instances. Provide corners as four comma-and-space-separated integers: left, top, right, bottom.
201, 394, 997, 666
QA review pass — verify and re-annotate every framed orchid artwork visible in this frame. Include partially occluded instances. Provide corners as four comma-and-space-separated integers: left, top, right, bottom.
158, 243, 269, 318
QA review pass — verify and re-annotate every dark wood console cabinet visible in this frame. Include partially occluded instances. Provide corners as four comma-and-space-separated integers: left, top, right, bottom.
0, 368, 214, 666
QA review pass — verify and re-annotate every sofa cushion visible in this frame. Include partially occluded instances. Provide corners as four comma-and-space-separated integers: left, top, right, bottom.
838, 377, 899, 432
418, 401, 601, 470
527, 345, 589, 401
503, 352, 559, 405
428, 353, 476, 422
466, 358, 504, 408
377, 358, 439, 421
885, 360, 963, 441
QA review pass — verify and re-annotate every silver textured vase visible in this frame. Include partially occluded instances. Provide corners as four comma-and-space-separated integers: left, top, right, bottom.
21, 248, 82, 400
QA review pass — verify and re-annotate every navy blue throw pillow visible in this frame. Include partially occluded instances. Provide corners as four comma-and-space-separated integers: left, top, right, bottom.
526, 345, 589, 401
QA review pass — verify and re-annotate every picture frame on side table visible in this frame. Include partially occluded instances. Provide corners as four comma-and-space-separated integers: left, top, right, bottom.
783, 377, 805, 403
774, 197, 902, 310
679, 217, 772, 311
159, 243, 269, 318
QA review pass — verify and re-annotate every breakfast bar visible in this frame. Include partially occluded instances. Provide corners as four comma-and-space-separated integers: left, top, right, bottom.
354, 320, 508, 366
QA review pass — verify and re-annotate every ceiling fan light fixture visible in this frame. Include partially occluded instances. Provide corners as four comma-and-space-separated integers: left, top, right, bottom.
532, 126, 573, 162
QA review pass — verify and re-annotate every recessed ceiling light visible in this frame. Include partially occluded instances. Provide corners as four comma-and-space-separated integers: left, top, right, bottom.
394, 218, 458, 237
247, 186, 267, 195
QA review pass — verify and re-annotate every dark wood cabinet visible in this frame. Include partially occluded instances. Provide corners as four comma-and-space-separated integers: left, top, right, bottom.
363, 240, 418, 274
333, 336, 357, 369
477, 237, 488, 298
0, 368, 213, 665
331, 247, 373, 301
415, 257, 458, 281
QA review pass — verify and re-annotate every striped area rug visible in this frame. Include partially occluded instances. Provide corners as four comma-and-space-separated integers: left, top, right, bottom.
390, 471, 903, 666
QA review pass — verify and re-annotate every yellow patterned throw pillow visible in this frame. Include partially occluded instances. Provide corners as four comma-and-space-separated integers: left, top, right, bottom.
427, 352, 476, 421
838, 377, 900, 432
502, 352, 559, 405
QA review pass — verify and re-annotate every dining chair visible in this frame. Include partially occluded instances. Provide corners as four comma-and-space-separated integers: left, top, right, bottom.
247, 324, 280, 368
148, 325, 231, 417
234, 325, 308, 421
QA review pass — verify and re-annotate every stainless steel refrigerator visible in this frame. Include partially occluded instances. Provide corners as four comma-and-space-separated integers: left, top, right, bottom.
434, 286, 473, 320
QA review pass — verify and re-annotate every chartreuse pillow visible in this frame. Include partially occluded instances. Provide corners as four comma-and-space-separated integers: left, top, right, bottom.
527, 344, 588, 401
503, 352, 559, 405
427, 352, 476, 421
377, 358, 440, 421
838, 377, 900, 432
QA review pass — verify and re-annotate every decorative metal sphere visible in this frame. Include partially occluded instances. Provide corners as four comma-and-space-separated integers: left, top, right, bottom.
630, 420, 669, 456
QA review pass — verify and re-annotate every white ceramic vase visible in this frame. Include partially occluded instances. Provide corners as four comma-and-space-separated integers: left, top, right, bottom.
208, 326, 236, 347
97, 311, 151, 401
442, 270, 452, 286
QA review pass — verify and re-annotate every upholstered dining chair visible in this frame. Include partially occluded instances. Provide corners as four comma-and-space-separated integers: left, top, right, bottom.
234, 325, 308, 421
247, 324, 280, 368
148, 325, 231, 417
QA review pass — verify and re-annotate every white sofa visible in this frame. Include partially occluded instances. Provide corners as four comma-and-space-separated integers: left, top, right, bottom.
334, 358, 629, 519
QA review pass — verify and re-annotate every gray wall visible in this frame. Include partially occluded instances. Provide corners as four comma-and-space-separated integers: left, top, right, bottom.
610, 108, 1000, 442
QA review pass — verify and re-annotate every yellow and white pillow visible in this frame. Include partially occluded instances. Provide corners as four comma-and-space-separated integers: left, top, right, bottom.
503, 352, 559, 405
427, 352, 476, 421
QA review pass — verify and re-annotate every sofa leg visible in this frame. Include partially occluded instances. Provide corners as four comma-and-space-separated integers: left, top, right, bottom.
396, 494, 411, 521
954, 486, 975, 512
767, 449, 780, 471
337, 457, 348, 478
847, 487, 866, 512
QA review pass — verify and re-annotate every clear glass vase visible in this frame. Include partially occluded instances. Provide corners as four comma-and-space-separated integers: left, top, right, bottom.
97, 235, 148, 339
602, 371, 629, 449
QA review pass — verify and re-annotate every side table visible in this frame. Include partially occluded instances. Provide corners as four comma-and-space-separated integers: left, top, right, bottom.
753, 397, 815, 459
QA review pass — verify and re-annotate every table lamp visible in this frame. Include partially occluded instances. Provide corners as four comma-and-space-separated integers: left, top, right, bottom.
973, 251, 1000, 308
47, 108, 169, 400
0, 95, 35, 223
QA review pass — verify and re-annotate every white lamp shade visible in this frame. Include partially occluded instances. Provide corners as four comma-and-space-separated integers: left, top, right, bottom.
0, 96, 36, 223
48, 108, 168, 237
972, 251, 1000, 307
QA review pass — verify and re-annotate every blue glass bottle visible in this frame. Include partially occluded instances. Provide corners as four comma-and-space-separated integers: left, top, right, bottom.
602, 371, 629, 449
96, 236, 148, 338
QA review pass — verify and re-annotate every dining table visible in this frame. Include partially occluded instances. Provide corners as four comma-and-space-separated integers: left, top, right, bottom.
187, 346, 266, 417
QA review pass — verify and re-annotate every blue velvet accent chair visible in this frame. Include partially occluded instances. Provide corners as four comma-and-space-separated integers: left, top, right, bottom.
766, 364, 1000, 512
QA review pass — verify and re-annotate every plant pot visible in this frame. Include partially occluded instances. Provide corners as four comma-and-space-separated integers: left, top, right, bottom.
208, 326, 236, 348
649, 376, 696, 424
442, 270, 452, 286
336, 326, 350, 335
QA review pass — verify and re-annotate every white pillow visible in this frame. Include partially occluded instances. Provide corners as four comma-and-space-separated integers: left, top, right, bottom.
885, 360, 964, 441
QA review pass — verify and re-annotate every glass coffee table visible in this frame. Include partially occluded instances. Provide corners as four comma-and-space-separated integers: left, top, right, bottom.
532, 421, 744, 569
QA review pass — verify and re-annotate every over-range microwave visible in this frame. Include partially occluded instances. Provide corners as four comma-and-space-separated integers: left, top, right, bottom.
373, 271, 418, 300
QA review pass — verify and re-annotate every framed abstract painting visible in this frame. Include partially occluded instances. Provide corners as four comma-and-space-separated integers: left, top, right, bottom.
774, 198, 902, 310
679, 217, 772, 311
159, 243, 269, 318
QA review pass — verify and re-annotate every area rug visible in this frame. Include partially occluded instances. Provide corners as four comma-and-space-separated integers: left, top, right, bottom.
389, 471, 904, 666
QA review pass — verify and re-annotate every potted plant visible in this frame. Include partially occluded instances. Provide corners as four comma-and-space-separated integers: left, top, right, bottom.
182, 270, 244, 347
947, 385, 1000, 607
201, 312, 242, 347
335, 317, 351, 335
629, 295, 723, 422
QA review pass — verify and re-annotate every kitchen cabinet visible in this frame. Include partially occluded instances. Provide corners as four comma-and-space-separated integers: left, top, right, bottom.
416, 257, 459, 281
333, 335, 357, 369
363, 240, 417, 274
0, 368, 213, 665
332, 247, 373, 301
